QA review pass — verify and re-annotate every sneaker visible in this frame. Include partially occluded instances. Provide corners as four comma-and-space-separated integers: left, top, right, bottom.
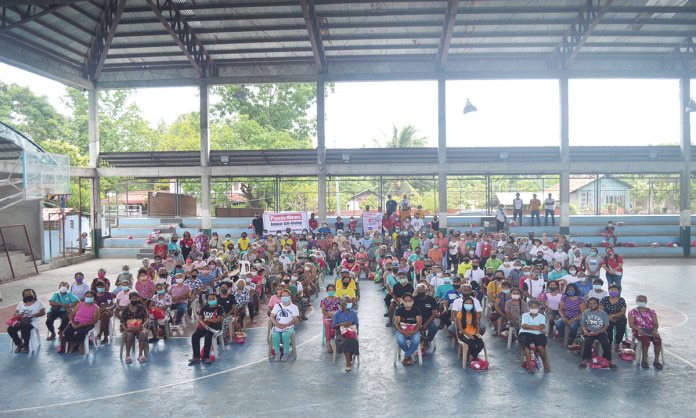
280, 353, 290, 361
274, 353, 281, 362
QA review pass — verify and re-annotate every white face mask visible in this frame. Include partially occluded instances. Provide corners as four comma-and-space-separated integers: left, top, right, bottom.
529, 308, 539, 314
523, 272, 531, 277
59, 286, 68, 293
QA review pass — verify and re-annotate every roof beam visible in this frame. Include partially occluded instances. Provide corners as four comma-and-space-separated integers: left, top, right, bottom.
436, 0, 458, 69
299, 0, 327, 73
549, 0, 613, 70
144, 0, 217, 78
0, 1, 76, 33
664, 32, 696, 70
84, 0, 127, 81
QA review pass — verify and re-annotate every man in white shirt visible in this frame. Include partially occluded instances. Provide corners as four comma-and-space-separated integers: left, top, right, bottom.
411, 212, 425, 233
544, 193, 556, 226
464, 258, 485, 286
512, 192, 524, 225
494, 204, 507, 232
553, 247, 568, 269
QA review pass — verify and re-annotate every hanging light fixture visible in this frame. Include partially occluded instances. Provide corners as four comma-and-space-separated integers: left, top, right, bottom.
463, 98, 477, 114
686, 97, 696, 113
232, 86, 247, 100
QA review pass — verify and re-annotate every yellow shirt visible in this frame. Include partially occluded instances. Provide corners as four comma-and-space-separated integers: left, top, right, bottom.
238, 238, 251, 251
487, 281, 503, 300
457, 262, 472, 277
222, 239, 235, 250
335, 278, 357, 290
414, 209, 426, 218
335, 287, 356, 300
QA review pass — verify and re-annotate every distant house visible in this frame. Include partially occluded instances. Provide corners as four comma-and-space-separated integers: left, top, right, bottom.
347, 190, 386, 211
545, 175, 632, 213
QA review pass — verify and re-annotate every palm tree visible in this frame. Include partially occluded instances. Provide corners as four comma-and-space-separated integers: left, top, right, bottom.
373, 123, 428, 148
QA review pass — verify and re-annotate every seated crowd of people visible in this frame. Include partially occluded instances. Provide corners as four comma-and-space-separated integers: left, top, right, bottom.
7, 209, 663, 373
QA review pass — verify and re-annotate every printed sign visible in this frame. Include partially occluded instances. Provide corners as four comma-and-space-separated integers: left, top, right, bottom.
363, 212, 383, 232
263, 212, 309, 234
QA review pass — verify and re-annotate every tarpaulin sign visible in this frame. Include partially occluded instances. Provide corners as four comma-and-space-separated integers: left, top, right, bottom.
363, 212, 383, 232
263, 212, 309, 234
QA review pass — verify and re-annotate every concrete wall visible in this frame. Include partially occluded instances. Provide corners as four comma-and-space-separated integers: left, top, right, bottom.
0, 199, 43, 261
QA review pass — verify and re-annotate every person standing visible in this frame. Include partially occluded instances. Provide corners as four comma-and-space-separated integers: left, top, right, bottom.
544, 193, 556, 226
494, 204, 507, 232
512, 193, 524, 225
252, 212, 264, 238
529, 194, 541, 226
385, 195, 397, 219
399, 195, 411, 223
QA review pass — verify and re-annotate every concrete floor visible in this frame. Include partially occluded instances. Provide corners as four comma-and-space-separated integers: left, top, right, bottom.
0, 258, 695, 417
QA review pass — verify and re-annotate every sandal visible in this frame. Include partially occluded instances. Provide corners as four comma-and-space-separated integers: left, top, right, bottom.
653, 362, 663, 370
14, 344, 23, 353
125, 356, 133, 363
527, 368, 535, 374
578, 363, 588, 369
22, 347, 29, 353
609, 364, 618, 371
47, 334, 56, 341
138, 356, 147, 363
641, 361, 649, 369
188, 358, 200, 364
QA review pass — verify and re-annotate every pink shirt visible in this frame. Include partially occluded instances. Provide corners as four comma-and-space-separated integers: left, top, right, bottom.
74, 302, 97, 324
115, 290, 132, 307
268, 295, 282, 310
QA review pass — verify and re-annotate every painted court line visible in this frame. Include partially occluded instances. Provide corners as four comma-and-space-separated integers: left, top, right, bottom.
0, 332, 322, 414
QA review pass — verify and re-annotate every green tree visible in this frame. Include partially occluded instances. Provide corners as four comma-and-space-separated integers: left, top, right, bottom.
373, 123, 428, 148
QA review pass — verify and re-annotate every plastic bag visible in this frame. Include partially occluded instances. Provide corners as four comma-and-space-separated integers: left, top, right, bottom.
469, 359, 489, 370
5, 316, 19, 327
340, 325, 357, 339
590, 356, 609, 369
201, 345, 215, 361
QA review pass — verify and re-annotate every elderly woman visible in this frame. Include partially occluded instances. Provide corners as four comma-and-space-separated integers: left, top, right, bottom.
135, 268, 156, 301
169, 273, 192, 328
321, 283, 340, 352
556, 283, 586, 348
63, 290, 99, 355
115, 265, 133, 293
148, 283, 172, 343
94, 281, 115, 344
119, 291, 149, 363
270, 289, 300, 362
600, 284, 627, 352
332, 295, 360, 371
232, 278, 252, 327
628, 295, 662, 369
9, 289, 46, 353
504, 287, 529, 333
46, 282, 79, 341
395, 292, 422, 366
519, 299, 550, 373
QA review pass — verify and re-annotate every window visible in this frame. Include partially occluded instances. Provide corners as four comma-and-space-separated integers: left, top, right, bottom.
579, 191, 594, 208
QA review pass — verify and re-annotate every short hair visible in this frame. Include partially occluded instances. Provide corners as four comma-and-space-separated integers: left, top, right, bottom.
416, 283, 427, 291
280, 289, 292, 297
129, 291, 141, 300
528, 299, 541, 308
636, 294, 647, 301
235, 279, 246, 288
84, 290, 96, 298
340, 295, 352, 305
608, 284, 620, 291
402, 292, 414, 300
593, 278, 604, 285
326, 283, 336, 291
587, 297, 600, 305
501, 281, 512, 288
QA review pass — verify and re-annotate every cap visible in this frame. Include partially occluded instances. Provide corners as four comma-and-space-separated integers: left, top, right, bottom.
341, 268, 349, 273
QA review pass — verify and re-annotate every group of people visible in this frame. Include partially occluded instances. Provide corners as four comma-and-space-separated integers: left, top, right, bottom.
7, 207, 663, 373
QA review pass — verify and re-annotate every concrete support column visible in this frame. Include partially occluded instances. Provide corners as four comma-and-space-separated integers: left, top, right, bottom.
200, 83, 211, 234
317, 80, 327, 224
679, 77, 691, 256
88, 89, 101, 254
559, 77, 570, 235
437, 77, 447, 230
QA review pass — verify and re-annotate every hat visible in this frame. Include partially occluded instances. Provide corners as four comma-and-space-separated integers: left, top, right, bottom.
341, 268, 349, 273
570, 239, 577, 244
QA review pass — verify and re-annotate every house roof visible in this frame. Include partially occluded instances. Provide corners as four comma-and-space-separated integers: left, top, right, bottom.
545, 175, 633, 194
348, 189, 385, 201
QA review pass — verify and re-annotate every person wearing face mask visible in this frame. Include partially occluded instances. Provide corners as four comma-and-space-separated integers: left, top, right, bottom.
194, 229, 210, 258
434, 273, 454, 300
167, 234, 181, 257
560, 265, 579, 289
335, 272, 357, 304
579, 297, 617, 370
486, 271, 506, 302
387, 272, 415, 327
153, 236, 168, 259
442, 277, 463, 329
548, 261, 567, 283
115, 265, 133, 293
497, 257, 514, 278
61, 290, 98, 355
490, 281, 513, 335
574, 272, 593, 298
151, 256, 165, 274
456, 297, 485, 363
135, 268, 156, 302
69, 272, 90, 301
395, 293, 422, 366
89, 269, 112, 294
504, 288, 529, 334
216, 282, 237, 344
599, 284, 626, 352
169, 262, 186, 283
530, 251, 549, 279
556, 283, 586, 348
413, 283, 438, 349
509, 261, 524, 287
180, 231, 194, 260
332, 295, 360, 370
602, 248, 624, 290
147, 283, 172, 343
522, 268, 545, 300
586, 278, 608, 301
628, 295, 662, 369
9, 289, 46, 353
46, 282, 79, 341
519, 299, 550, 373
584, 247, 603, 280
231, 278, 252, 327
457, 256, 472, 278
92, 281, 115, 344
169, 274, 192, 328
333, 229, 347, 248
427, 241, 444, 267
320, 284, 340, 351
268, 289, 299, 362
464, 258, 485, 289
189, 293, 224, 365
484, 251, 503, 273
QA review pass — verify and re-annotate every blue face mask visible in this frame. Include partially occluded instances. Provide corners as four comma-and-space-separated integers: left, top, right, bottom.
593, 285, 602, 290
84, 297, 94, 304
346, 302, 353, 309
122, 270, 129, 275
207, 300, 217, 306
157, 290, 165, 294
567, 291, 576, 296
281, 296, 291, 303
464, 304, 474, 311
502, 289, 510, 294
443, 277, 451, 283
96, 288, 105, 293
637, 302, 647, 308
122, 286, 130, 292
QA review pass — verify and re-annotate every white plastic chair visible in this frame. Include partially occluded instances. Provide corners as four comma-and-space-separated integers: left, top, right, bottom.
631, 334, 665, 366
239, 260, 251, 276
9, 327, 41, 352
393, 334, 423, 366
331, 329, 360, 365
83, 325, 99, 354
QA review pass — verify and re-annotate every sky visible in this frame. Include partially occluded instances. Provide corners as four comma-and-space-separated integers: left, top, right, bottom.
0, 62, 688, 148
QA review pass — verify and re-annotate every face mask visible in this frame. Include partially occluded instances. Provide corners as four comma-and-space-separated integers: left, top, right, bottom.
207, 300, 217, 306
76, 278, 83, 283
130, 300, 139, 305
567, 291, 575, 296
404, 302, 414, 308
469, 251, 475, 255
84, 297, 94, 304
514, 266, 521, 270
502, 289, 510, 294
436, 272, 442, 277
542, 246, 548, 250
433, 245, 438, 249
453, 285, 461, 290
464, 304, 474, 311
191, 274, 198, 278
609, 291, 619, 297
555, 267, 561, 271
472, 265, 479, 269
530, 308, 539, 314
98, 273, 106, 278
511, 294, 520, 300
343, 281, 351, 286
637, 302, 647, 308
593, 285, 602, 290
154, 289, 165, 295
590, 252, 597, 256
548, 287, 557, 291
59, 286, 68, 293
491, 255, 497, 259
96, 287, 105, 293
159, 273, 167, 278
175, 278, 184, 285
569, 269, 577, 274
328, 291, 336, 297
399, 279, 407, 284
283, 279, 291, 284
346, 302, 353, 309
579, 277, 586, 282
